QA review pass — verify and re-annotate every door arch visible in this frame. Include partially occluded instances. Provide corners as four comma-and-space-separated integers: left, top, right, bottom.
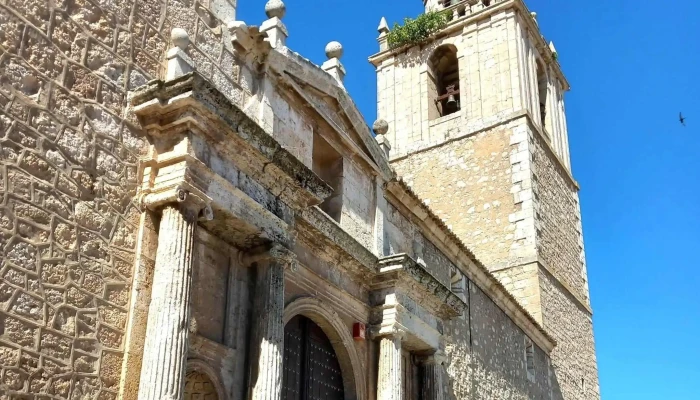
283, 315, 345, 400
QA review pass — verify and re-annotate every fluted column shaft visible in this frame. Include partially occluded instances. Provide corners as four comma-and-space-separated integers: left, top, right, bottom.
138, 203, 199, 400
248, 246, 296, 400
377, 334, 403, 400
421, 361, 445, 400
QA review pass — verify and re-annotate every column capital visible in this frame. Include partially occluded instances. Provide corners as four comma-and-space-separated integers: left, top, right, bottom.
370, 325, 407, 341
240, 243, 297, 270
417, 350, 448, 366
138, 184, 214, 221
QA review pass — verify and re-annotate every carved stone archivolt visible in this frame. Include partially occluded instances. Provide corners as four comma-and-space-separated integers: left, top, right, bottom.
283, 297, 367, 400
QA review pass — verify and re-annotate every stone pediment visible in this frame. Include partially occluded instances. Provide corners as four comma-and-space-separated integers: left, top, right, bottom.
268, 48, 395, 180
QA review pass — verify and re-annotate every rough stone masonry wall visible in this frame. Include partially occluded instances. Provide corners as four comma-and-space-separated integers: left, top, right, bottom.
0, 0, 238, 398
532, 133, 599, 399
539, 270, 599, 400
392, 124, 517, 269
532, 132, 587, 303
444, 281, 554, 400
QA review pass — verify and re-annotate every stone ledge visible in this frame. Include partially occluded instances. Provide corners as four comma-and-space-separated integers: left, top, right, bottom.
375, 253, 467, 319
297, 206, 378, 280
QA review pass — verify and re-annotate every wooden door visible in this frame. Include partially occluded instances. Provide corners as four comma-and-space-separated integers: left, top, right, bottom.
283, 315, 345, 400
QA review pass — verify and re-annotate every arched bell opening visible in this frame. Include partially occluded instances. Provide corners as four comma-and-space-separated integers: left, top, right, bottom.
428, 44, 461, 120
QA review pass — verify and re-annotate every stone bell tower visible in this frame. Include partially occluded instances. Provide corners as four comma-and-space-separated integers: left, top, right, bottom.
370, 0, 600, 399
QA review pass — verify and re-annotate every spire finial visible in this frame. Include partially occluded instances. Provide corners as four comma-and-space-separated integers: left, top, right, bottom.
378, 17, 389, 34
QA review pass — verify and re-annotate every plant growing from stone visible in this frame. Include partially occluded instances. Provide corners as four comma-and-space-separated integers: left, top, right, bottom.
387, 11, 450, 49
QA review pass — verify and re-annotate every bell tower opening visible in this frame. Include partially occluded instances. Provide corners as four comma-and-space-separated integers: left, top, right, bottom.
537, 60, 548, 132
428, 45, 461, 120
283, 315, 345, 400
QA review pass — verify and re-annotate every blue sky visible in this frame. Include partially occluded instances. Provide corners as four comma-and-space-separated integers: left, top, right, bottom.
238, 1, 700, 398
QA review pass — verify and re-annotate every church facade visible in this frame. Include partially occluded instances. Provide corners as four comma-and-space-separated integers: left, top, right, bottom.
0, 1, 599, 400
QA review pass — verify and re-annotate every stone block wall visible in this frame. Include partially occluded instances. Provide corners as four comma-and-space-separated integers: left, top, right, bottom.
339, 160, 375, 251
392, 124, 519, 270
492, 262, 541, 323
0, 0, 241, 398
376, 9, 523, 158
383, 203, 453, 288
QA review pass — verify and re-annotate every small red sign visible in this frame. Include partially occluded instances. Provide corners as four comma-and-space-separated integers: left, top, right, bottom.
353, 322, 366, 341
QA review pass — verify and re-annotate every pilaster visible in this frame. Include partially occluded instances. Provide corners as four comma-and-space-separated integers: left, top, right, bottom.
418, 352, 448, 400
137, 188, 212, 400
243, 245, 297, 400
376, 329, 405, 400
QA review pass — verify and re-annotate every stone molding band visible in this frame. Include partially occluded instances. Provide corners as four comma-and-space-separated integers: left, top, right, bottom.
417, 351, 448, 366
239, 243, 298, 270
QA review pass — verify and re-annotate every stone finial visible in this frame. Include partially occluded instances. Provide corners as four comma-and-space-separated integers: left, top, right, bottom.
166, 28, 195, 81
530, 12, 538, 26
373, 119, 391, 157
373, 119, 389, 136
171, 28, 190, 50
265, 0, 286, 19
322, 41, 346, 87
549, 41, 558, 56
377, 17, 390, 51
378, 17, 389, 34
261, 3, 289, 49
325, 41, 344, 60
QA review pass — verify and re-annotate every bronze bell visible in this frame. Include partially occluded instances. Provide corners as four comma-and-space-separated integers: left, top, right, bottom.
446, 94, 458, 109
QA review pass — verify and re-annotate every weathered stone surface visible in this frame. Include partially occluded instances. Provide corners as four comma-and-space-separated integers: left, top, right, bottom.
1, 1, 598, 400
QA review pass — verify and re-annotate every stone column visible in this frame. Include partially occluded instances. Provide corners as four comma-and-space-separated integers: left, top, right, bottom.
418, 352, 447, 400
377, 330, 404, 400
137, 187, 210, 400
244, 245, 297, 400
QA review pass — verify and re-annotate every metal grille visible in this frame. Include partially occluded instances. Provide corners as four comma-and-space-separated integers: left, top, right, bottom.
283, 316, 345, 400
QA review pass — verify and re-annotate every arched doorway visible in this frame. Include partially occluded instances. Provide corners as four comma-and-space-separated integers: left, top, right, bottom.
283, 315, 345, 400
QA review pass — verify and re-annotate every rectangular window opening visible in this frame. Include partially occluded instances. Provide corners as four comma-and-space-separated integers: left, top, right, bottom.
312, 132, 343, 222
525, 338, 536, 382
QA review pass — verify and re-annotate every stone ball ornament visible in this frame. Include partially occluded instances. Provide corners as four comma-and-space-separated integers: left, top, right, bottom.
373, 119, 389, 136
325, 41, 344, 60
171, 28, 190, 50
265, 0, 286, 19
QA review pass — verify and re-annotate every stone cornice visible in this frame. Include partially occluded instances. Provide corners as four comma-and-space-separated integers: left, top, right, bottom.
389, 110, 580, 190
385, 180, 556, 353
131, 72, 333, 211
374, 254, 466, 319
297, 206, 378, 282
